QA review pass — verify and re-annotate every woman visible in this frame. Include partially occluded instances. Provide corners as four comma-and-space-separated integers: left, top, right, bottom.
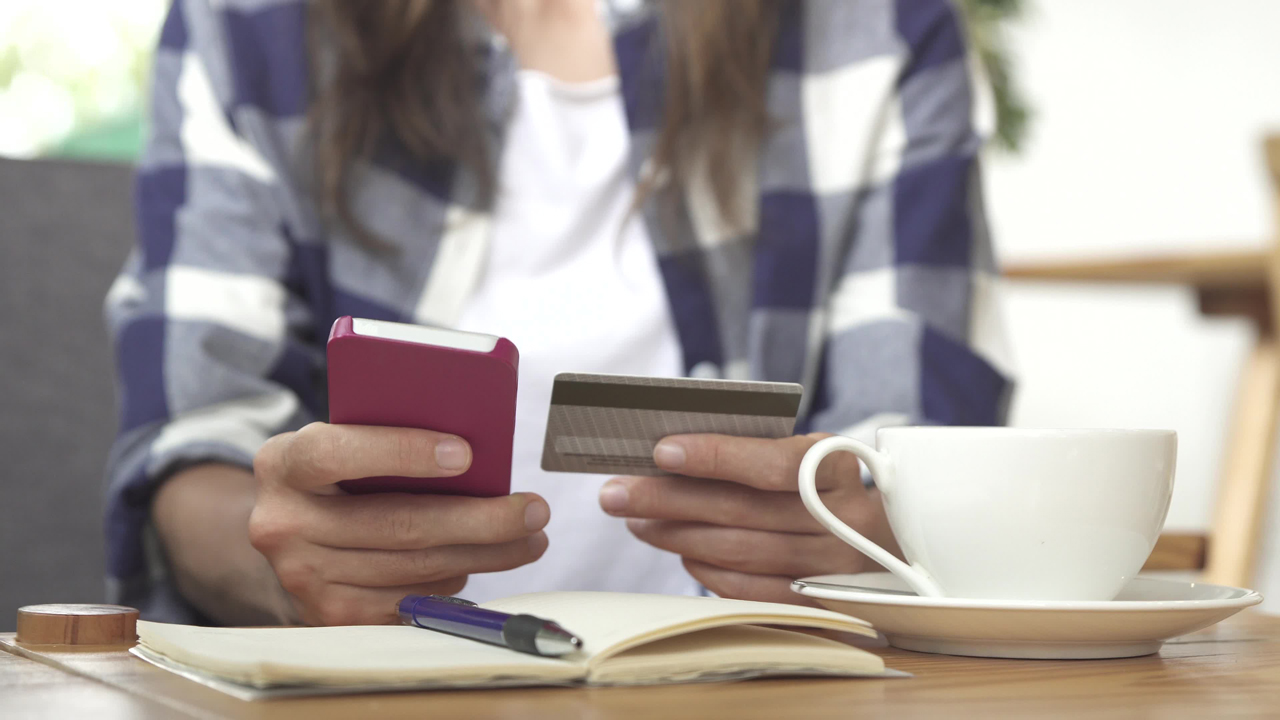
106, 0, 1012, 626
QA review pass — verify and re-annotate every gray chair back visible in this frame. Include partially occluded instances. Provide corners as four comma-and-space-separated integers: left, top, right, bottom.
0, 158, 134, 631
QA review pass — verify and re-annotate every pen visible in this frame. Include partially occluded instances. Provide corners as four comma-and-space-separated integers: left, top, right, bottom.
397, 594, 583, 657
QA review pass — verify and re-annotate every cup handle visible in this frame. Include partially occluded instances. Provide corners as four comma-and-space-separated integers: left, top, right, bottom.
798, 435, 945, 599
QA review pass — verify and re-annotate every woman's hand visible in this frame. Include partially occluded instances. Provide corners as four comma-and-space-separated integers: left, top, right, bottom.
600, 433, 900, 604
248, 423, 550, 625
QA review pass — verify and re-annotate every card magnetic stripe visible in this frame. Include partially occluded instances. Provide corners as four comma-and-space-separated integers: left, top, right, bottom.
549, 381, 802, 417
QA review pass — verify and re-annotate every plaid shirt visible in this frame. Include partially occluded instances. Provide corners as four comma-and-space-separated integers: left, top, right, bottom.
106, 0, 1014, 622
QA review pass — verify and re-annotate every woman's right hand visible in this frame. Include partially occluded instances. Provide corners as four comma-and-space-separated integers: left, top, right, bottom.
248, 422, 549, 626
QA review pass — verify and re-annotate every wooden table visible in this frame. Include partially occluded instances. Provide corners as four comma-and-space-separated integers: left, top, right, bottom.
4, 614, 1280, 719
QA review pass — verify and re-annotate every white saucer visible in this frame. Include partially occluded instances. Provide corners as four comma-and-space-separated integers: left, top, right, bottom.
792, 572, 1262, 660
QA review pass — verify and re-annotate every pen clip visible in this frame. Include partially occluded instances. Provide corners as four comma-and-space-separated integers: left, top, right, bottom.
426, 595, 478, 607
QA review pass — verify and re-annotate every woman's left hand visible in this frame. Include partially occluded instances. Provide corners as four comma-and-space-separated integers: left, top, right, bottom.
600, 433, 901, 605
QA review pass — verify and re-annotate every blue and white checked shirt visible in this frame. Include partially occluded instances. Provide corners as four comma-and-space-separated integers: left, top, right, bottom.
106, 0, 1015, 622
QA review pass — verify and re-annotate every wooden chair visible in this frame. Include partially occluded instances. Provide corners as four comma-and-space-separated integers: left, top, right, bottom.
1002, 135, 1280, 589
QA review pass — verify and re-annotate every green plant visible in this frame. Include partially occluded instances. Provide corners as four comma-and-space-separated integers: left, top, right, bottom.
959, 0, 1031, 152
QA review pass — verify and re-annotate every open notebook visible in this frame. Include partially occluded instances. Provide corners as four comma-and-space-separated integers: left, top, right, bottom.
133, 591, 895, 699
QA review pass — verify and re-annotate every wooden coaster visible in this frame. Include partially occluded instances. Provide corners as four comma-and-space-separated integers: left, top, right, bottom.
15, 604, 139, 648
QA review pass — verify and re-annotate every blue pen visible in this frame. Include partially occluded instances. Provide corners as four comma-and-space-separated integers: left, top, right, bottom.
397, 595, 583, 657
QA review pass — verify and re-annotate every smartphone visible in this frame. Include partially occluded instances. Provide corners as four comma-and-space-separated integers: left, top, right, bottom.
326, 316, 518, 496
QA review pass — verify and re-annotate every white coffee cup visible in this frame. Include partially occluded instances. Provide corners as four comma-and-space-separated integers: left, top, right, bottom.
798, 428, 1176, 601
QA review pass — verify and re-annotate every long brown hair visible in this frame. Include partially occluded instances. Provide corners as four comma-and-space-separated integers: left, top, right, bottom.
307, 0, 781, 247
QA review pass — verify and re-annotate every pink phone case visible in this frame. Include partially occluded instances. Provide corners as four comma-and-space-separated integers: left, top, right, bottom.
326, 316, 518, 496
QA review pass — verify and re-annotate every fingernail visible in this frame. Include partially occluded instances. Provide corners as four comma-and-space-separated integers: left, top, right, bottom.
524, 500, 550, 531
435, 437, 470, 471
599, 481, 629, 514
653, 440, 686, 470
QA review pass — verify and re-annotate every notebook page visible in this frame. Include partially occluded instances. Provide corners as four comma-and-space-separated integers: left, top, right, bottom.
588, 625, 884, 685
136, 621, 585, 687
482, 592, 874, 662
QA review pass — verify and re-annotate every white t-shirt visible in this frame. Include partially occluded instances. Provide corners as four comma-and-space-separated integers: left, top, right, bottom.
453, 70, 699, 603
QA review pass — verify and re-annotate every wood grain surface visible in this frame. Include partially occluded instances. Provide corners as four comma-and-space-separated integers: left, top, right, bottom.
15, 604, 138, 647
3, 614, 1279, 719
0, 650, 173, 720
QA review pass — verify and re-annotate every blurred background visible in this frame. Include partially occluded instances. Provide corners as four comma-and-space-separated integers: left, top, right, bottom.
2, 0, 1279, 625
0, 0, 162, 160
987, 0, 1280, 611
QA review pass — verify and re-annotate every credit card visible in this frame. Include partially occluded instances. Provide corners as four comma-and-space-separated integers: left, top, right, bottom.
540, 372, 804, 475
